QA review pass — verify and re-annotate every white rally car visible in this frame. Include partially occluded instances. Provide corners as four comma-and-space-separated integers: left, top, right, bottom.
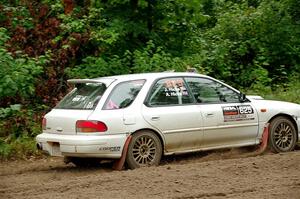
36, 72, 300, 169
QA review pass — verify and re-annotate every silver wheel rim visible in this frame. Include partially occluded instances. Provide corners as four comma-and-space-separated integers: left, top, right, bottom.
132, 136, 156, 165
273, 122, 294, 150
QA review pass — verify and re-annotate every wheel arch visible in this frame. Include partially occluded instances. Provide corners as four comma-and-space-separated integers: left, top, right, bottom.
131, 128, 165, 154
268, 113, 298, 142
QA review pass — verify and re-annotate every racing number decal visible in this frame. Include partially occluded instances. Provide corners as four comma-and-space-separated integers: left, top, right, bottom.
238, 106, 254, 114
222, 105, 254, 122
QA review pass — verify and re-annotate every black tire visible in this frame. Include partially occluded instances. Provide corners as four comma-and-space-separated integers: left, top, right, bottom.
126, 131, 162, 169
67, 157, 100, 167
269, 116, 297, 153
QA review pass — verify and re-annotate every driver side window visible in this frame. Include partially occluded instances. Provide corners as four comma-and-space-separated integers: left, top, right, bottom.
185, 77, 240, 103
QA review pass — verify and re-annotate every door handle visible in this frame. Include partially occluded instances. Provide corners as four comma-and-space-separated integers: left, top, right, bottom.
56, 127, 63, 132
206, 113, 214, 117
151, 116, 160, 121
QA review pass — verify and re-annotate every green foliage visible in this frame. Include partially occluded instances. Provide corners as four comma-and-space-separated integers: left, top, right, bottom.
0, 26, 48, 159
0, 105, 44, 138
1, 4, 34, 29
0, 104, 44, 159
66, 54, 130, 78
201, 0, 300, 87
0, 104, 21, 119
131, 41, 185, 72
67, 41, 207, 79
0, 28, 46, 100
0, 136, 39, 160
246, 75, 300, 104
0, 138, 12, 159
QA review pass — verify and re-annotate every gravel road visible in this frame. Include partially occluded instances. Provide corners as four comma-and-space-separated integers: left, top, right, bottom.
1, 148, 300, 199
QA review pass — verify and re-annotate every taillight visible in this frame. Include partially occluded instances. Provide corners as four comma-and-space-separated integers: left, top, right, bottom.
42, 118, 47, 130
76, 120, 107, 133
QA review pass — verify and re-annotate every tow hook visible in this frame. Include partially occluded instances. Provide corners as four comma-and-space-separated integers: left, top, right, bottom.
36, 143, 43, 150
63, 157, 72, 164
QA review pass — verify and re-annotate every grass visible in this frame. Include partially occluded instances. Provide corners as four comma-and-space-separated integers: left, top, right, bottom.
0, 136, 42, 160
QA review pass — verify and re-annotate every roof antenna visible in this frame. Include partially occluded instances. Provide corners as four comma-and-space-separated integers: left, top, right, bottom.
186, 68, 198, 73
163, 69, 175, 72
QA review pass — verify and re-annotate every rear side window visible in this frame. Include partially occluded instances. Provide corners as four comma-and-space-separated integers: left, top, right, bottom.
56, 83, 106, 110
104, 80, 145, 110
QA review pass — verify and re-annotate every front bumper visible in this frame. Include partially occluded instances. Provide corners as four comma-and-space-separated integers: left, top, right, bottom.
296, 116, 300, 145
36, 133, 128, 158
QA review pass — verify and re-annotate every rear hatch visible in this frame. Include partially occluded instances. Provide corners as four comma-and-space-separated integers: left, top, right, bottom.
44, 109, 94, 135
43, 78, 115, 135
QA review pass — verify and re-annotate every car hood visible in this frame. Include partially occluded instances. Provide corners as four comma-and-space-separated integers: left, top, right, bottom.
250, 98, 300, 118
247, 95, 264, 100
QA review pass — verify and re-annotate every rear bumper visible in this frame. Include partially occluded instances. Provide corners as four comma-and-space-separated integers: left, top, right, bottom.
36, 133, 128, 158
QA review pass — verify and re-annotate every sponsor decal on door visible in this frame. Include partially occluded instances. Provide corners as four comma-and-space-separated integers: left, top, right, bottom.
222, 105, 254, 122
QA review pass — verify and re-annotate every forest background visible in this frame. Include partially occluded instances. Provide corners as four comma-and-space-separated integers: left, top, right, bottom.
0, 0, 299, 159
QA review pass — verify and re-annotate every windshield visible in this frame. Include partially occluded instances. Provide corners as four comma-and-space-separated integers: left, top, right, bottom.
56, 83, 106, 110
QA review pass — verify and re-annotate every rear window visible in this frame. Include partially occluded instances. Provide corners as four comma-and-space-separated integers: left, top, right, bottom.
56, 83, 106, 110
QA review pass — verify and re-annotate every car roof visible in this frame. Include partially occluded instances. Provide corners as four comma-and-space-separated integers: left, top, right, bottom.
68, 72, 211, 87
93, 72, 209, 81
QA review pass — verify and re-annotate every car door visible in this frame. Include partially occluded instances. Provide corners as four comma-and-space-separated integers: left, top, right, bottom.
142, 77, 204, 152
184, 77, 259, 149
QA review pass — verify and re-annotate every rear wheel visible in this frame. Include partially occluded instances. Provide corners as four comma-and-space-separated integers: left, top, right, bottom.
126, 131, 162, 169
269, 116, 297, 153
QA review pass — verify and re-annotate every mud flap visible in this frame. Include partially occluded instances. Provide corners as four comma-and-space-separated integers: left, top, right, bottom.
256, 123, 269, 154
113, 135, 132, 171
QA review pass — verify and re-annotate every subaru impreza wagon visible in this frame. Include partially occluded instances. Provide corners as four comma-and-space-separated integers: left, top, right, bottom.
36, 72, 300, 169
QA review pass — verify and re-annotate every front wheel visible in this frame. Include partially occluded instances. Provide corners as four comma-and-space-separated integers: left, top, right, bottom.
269, 116, 297, 153
126, 131, 162, 169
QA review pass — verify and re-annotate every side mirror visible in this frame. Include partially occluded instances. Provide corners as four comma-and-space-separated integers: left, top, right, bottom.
239, 93, 247, 103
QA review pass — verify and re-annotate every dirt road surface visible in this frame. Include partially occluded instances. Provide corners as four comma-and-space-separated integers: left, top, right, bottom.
1, 149, 300, 199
